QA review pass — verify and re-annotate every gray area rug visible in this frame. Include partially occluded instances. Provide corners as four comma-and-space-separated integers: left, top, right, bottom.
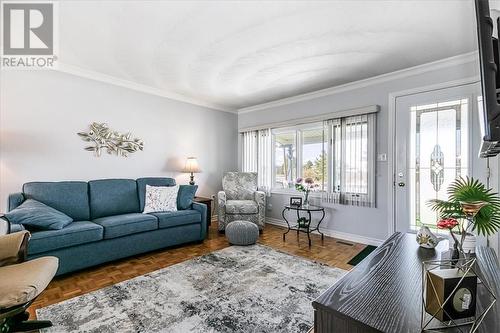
38, 245, 346, 333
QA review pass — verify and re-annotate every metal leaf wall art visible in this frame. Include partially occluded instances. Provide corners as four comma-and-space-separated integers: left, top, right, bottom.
78, 122, 144, 157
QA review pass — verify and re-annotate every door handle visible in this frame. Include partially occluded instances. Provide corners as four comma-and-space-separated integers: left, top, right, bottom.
398, 182, 405, 187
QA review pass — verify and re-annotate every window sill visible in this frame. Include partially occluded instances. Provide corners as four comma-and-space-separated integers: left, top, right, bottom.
270, 189, 323, 198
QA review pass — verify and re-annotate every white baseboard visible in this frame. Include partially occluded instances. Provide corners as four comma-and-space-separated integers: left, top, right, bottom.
265, 217, 384, 246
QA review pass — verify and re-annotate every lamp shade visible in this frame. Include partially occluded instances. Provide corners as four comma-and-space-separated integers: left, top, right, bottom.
183, 157, 201, 173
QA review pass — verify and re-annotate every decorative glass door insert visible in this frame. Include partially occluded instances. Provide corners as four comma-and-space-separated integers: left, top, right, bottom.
409, 99, 469, 230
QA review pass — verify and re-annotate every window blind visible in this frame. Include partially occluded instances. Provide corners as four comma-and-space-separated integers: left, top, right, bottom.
241, 129, 272, 194
257, 129, 272, 193
322, 113, 376, 207
242, 131, 258, 172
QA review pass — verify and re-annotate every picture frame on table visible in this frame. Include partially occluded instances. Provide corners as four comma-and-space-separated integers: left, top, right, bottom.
290, 197, 302, 206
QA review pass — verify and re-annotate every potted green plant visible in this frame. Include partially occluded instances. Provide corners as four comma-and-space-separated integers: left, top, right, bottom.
427, 177, 500, 254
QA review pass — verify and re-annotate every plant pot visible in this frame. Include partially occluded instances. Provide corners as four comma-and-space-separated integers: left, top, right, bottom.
448, 232, 476, 254
462, 233, 476, 254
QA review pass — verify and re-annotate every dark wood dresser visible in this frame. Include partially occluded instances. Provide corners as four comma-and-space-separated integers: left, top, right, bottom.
312, 232, 500, 333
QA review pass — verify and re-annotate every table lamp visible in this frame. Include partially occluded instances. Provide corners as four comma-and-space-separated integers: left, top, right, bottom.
183, 157, 201, 185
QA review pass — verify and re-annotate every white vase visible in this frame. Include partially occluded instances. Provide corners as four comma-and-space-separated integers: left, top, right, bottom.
448, 233, 476, 254
462, 233, 477, 254
416, 226, 439, 249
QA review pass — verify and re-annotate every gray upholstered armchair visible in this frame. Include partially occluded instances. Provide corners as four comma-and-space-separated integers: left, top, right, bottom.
217, 172, 265, 231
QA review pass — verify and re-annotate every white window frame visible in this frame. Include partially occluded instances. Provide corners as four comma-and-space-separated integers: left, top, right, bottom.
241, 111, 377, 207
271, 122, 326, 194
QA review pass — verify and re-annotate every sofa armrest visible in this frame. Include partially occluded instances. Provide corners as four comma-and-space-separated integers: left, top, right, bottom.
8, 192, 24, 211
0, 230, 30, 266
192, 202, 207, 240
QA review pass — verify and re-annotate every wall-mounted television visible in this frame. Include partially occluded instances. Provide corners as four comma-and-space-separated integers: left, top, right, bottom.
475, 0, 500, 157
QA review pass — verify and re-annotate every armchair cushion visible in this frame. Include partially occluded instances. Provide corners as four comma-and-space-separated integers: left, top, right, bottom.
225, 200, 258, 214
0, 256, 58, 309
222, 172, 258, 200
5, 199, 73, 230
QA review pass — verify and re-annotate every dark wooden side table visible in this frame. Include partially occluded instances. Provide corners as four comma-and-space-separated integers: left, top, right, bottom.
313, 232, 500, 333
193, 196, 212, 232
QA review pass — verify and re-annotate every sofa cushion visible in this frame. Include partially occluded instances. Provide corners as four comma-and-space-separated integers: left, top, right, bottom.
28, 221, 103, 255
177, 185, 198, 210
5, 199, 73, 230
225, 200, 258, 214
143, 185, 179, 213
89, 179, 139, 219
151, 210, 201, 229
23, 182, 90, 221
93, 213, 158, 239
137, 177, 176, 211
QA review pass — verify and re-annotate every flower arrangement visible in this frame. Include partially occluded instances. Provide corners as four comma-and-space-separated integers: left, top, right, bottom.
436, 218, 461, 250
295, 177, 318, 205
428, 177, 500, 254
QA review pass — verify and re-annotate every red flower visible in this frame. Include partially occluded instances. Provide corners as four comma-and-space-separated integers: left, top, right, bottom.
437, 218, 459, 230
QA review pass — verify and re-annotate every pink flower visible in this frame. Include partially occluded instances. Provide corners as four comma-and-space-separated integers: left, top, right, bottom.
437, 218, 459, 230
304, 177, 314, 185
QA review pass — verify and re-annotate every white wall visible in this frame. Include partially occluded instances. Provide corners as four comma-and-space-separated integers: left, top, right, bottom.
0, 70, 238, 212
238, 56, 482, 245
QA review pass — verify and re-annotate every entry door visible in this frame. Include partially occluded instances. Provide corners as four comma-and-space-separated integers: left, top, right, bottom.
394, 83, 480, 233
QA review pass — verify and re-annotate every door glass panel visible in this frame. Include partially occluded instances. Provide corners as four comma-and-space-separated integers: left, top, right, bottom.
409, 99, 469, 230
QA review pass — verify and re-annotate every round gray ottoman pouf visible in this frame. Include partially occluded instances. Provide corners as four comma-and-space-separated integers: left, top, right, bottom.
226, 220, 259, 245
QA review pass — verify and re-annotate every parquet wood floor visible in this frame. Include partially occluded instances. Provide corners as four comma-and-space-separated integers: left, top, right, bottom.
29, 221, 367, 319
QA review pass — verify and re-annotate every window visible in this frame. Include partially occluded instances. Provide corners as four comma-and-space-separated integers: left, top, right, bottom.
302, 127, 327, 190
241, 112, 376, 207
327, 114, 376, 206
273, 130, 297, 189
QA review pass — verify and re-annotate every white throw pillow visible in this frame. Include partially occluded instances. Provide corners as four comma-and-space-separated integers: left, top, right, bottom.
143, 184, 179, 213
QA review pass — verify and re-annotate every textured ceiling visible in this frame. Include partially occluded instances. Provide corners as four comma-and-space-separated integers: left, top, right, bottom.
58, 0, 477, 111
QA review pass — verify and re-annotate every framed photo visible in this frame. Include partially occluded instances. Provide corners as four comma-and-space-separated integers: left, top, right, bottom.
290, 197, 302, 206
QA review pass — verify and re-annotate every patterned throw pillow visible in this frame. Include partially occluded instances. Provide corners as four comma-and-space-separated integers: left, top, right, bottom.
143, 185, 179, 213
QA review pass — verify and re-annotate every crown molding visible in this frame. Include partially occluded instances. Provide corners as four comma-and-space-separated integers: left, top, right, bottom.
54, 62, 237, 114
237, 51, 479, 114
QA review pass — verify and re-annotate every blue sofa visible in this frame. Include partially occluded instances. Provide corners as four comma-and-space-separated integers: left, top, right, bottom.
4, 178, 207, 276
